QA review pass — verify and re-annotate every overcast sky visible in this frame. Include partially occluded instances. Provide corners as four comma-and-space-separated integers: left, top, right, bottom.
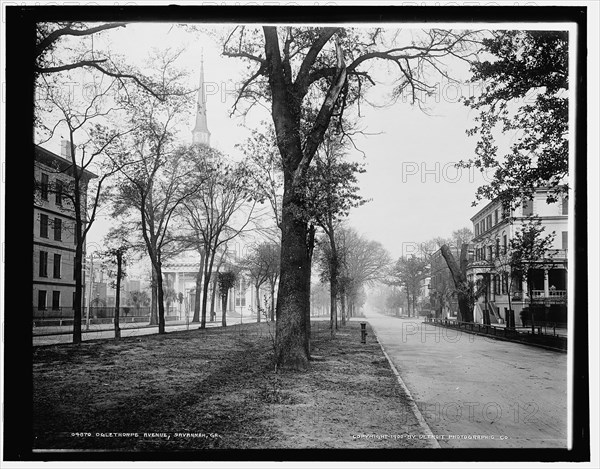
41, 21, 579, 261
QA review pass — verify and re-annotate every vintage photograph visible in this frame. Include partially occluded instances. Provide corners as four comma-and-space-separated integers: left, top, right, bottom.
1, 3, 594, 466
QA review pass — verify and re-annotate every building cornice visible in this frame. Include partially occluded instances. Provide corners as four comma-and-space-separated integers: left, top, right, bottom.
469, 186, 567, 221
33, 280, 77, 287
34, 204, 78, 222
34, 240, 77, 253
472, 215, 567, 243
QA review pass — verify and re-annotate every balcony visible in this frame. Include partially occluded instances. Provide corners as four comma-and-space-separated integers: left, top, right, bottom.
530, 289, 567, 304
546, 249, 568, 260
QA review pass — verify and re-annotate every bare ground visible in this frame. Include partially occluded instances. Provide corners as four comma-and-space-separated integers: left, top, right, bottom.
33, 320, 433, 451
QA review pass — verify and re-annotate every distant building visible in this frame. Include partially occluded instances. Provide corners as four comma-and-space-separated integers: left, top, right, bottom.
161, 57, 269, 321
162, 259, 263, 321
128, 279, 141, 293
33, 142, 97, 318
192, 54, 211, 146
467, 189, 568, 326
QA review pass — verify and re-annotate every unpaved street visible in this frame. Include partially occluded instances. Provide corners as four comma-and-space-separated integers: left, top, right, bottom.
363, 312, 569, 448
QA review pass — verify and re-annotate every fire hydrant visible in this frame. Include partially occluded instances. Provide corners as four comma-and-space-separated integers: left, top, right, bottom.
360, 322, 368, 344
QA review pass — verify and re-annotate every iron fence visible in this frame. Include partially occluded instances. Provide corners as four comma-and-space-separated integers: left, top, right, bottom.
32, 306, 153, 319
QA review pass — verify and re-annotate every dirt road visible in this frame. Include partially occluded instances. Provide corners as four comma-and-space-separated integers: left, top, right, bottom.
362, 312, 569, 448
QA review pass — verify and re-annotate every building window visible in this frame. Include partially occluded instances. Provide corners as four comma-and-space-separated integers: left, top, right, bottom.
52, 291, 61, 310
41, 173, 49, 200
235, 286, 247, 307
494, 209, 499, 225
53, 254, 62, 279
40, 214, 49, 238
562, 231, 568, 251
54, 218, 62, 241
235, 278, 247, 307
38, 290, 47, 310
235, 295, 246, 307
503, 234, 508, 255
39, 251, 48, 277
495, 238, 500, 258
562, 196, 568, 215
481, 247, 486, 261
475, 224, 479, 236
487, 215, 492, 230
480, 220, 485, 233
55, 180, 63, 206
523, 198, 533, 216
487, 246, 493, 260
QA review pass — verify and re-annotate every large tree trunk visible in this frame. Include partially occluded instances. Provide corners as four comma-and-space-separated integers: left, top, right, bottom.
507, 276, 515, 329
150, 267, 158, 325
156, 259, 166, 334
440, 244, 473, 323
306, 224, 316, 359
192, 250, 205, 323
329, 280, 338, 336
114, 252, 122, 339
270, 282, 276, 322
72, 161, 84, 344
210, 251, 226, 322
210, 275, 218, 322
264, 27, 346, 371
256, 284, 261, 322
328, 229, 338, 337
406, 289, 411, 317
73, 238, 84, 344
221, 292, 228, 327
200, 251, 216, 329
340, 293, 346, 329
527, 273, 536, 334
69, 136, 84, 344
275, 208, 311, 371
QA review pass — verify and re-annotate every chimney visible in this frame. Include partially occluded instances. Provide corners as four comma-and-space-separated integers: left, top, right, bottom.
61, 139, 72, 159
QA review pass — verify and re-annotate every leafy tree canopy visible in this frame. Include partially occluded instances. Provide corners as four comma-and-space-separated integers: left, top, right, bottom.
460, 30, 569, 209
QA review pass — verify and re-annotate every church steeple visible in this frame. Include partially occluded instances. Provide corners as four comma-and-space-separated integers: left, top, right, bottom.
192, 53, 211, 146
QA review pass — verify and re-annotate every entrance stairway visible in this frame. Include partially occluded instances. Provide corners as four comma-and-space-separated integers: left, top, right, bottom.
475, 301, 500, 324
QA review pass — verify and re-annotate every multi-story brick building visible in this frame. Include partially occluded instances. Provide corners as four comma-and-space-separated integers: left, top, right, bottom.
33, 142, 97, 318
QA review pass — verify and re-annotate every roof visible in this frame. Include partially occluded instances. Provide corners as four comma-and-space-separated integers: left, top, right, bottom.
469, 185, 567, 222
35, 145, 98, 180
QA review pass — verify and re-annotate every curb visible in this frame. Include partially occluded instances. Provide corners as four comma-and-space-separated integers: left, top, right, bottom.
369, 325, 441, 449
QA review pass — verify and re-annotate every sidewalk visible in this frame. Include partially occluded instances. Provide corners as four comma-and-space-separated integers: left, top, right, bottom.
359, 311, 568, 448
34, 319, 221, 336
33, 315, 332, 346
33, 317, 244, 346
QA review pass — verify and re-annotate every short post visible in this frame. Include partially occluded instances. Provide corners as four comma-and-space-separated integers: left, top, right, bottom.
360, 322, 368, 344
